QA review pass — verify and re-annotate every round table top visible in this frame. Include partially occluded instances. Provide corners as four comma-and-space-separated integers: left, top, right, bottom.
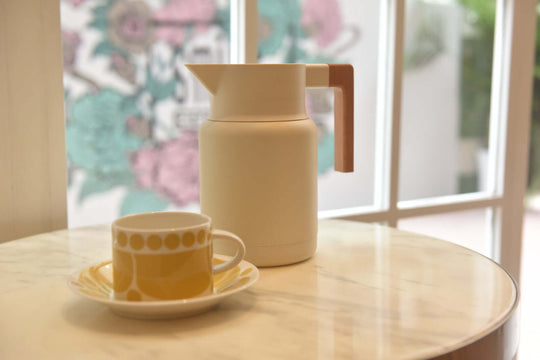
0, 220, 518, 360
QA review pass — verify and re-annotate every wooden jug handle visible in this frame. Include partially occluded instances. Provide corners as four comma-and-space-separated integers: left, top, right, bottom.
306, 64, 354, 172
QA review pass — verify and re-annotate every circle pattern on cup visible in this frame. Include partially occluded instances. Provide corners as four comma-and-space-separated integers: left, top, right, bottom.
117, 231, 127, 247
130, 234, 144, 250
165, 234, 180, 249
115, 231, 210, 252
197, 230, 206, 244
147, 235, 162, 250
182, 232, 195, 247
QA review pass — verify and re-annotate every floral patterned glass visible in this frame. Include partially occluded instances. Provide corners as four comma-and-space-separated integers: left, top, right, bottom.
62, 0, 380, 225
258, 0, 380, 211
61, 0, 229, 226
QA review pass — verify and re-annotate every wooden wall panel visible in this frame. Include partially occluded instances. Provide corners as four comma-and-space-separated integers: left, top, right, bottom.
0, 0, 67, 242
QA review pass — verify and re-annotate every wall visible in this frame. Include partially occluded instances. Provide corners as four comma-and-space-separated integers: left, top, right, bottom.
0, 0, 67, 242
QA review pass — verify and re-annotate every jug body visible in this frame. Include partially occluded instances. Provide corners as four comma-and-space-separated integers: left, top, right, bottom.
199, 117, 318, 266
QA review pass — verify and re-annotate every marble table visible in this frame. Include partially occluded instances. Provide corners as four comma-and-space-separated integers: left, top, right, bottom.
0, 220, 518, 359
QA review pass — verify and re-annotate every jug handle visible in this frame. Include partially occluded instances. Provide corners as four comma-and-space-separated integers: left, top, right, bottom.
306, 64, 354, 172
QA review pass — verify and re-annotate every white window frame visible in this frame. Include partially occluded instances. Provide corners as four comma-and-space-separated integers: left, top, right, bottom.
231, 0, 536, 282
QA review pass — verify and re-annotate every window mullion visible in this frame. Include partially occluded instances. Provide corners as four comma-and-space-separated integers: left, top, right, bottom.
375, 0, 405, 227
487, 0, 509, 196
498, 0, 536, 281
326, 195, 503, 223
230, 0, 258, 64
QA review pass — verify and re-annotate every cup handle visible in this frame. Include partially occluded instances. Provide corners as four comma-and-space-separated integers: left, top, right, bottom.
211, 229, 246, 274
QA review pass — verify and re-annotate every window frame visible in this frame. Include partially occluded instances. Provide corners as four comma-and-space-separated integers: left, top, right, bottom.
232, 0, 536, 281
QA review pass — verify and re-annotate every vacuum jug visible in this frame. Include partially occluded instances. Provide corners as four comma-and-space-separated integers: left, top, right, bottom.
186, 63, 354, 266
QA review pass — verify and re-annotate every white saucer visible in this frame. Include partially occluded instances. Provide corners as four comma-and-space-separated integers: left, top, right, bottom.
68, 255, 259, 320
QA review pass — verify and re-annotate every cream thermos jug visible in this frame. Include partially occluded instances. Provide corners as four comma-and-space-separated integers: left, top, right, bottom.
186, 64, 354, 266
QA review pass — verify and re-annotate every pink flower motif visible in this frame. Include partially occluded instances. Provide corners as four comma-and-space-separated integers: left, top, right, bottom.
108, 1, 154, 53
302, 0, 342, 48
153, 0, 216, 46
63, 0, 87, 6
127, 116, 151, 138
111, 54, 136, 84
131, 146, 155, 189
131, 132, 199, 206
61, 30, 81, 70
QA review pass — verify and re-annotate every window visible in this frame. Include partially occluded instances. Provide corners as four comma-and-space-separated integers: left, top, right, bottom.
61, 0, 535, 280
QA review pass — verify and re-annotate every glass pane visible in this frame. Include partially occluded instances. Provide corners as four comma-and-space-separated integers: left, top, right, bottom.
398, 208, 494, 257
399, 0, 495, 201
257, 0, 379, 211
61, 0, 230, 227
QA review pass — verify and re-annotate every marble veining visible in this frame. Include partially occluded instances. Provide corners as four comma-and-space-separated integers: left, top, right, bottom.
0, 220, 518, 359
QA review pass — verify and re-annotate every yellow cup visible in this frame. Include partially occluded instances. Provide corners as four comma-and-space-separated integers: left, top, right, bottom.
112, 212, 245, 301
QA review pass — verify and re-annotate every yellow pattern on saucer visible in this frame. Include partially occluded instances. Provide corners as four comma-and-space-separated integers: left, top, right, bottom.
68, 255, 259, 320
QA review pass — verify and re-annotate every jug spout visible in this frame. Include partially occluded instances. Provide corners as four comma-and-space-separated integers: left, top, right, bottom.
185, 64, 225, 95
185, 64, 307, 122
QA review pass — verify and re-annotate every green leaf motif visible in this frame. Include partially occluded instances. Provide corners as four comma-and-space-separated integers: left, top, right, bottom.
90, 17, 108, 32
79, 174, 118, 203
284, 43, 307, 64
120, 190, 169, 216
145, 68, 176, 101
119, 95, 140, 115
93, 41, 118, 56
90, 3, 111, 31
66, 89, 143, 198
216, 7, 230, 35
258, 0, 302, 57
